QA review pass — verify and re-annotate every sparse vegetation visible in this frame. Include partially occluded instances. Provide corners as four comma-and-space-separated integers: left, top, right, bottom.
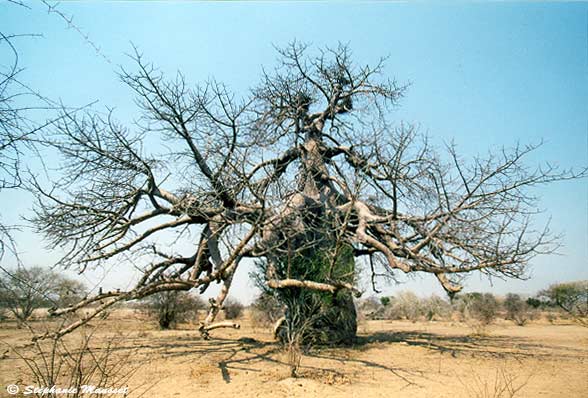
9, 324, 142, 398
356, 297, 384, 321
504, 294, 534, 326
456, 293, 499, 335
356, 293, 451, 322
422, 295, 452, 321
459, 362, 532, 398
0, 266, 86, 326
250, 292, 284, 328
223, 297, 245, 320
0, 304, 582, 396
388, 291, 422, 322
140, 291, 205, 329
538, 281, 588, 326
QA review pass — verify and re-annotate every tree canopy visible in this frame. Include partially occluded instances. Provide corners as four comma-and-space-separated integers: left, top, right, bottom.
30, 42, 585, 338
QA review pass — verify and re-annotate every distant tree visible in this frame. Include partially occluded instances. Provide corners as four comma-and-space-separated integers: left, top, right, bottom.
525, 297, 542, 309
380, 296, 391, 307
141, 291, 205, 329
504, 293, 532, 326
538, 281, 588, 326
0, 266, 86, 325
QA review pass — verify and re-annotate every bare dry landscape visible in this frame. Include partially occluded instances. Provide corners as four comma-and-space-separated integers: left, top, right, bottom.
1, 3, 588, 398
2, 309, 587, 398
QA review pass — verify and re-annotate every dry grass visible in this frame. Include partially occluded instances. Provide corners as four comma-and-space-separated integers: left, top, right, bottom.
458, 362, 534, 398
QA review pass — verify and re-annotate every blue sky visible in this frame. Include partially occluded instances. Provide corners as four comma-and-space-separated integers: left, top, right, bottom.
1, 1, 586, 303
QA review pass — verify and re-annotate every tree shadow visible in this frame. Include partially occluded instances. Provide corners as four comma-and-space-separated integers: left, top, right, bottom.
354, 330, 587, 360
113, 331, 424, 386
98, 327, 588, 387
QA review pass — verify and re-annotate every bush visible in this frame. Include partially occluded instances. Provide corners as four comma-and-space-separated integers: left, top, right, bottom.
457, 292, 499, 335
223, 297, 244, 320
545, 312, 557, 324
387, 291, 422, 321
422, 295, 451, 321
504, 293, 532, 326
53, 278, 87, 307
356, 297, 384, 320
358, 293, 451, 322
141, 291, 204, 329
251, 292, 284, 327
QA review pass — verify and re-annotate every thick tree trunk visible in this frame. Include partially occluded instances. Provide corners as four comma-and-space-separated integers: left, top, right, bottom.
308, 289, 357, 345
274, 286, 357, 346
273, 247, 358, 346
271, 133, 358, 346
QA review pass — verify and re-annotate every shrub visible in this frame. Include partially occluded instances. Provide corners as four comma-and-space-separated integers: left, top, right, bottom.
53, 278, 87, 307
141, 291, 204, 329
504, 293, 532, 326
356, 296, 384, 320
358, 293, 451, 322
422, 295, 451, 321
251, 292, 284, 327
380, 296, 391, 307
12, 325, 141, 398
458, 292, 499, 335
545, 312, 557, 324
388, 291, 422, 322
223, 297, 244, 320
459, 362, 532, 398
525, 297, 542, 309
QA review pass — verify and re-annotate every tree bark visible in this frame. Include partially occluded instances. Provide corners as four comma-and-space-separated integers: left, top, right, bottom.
273, 247, 358, 346
309, 288, 357, 345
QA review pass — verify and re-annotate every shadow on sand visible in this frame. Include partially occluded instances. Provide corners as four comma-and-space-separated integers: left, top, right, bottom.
107, 326, 587, 386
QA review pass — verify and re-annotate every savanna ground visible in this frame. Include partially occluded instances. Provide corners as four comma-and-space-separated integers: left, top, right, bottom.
1, 309, 587, 398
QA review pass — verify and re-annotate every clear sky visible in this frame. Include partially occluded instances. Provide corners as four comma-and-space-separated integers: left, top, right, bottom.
0, 1, 586, 303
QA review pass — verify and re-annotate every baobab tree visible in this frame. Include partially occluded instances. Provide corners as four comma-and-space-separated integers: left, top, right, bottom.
31, 42, 584, 341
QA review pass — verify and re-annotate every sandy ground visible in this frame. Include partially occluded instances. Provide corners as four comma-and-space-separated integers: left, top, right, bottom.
1, 311, 587, 397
